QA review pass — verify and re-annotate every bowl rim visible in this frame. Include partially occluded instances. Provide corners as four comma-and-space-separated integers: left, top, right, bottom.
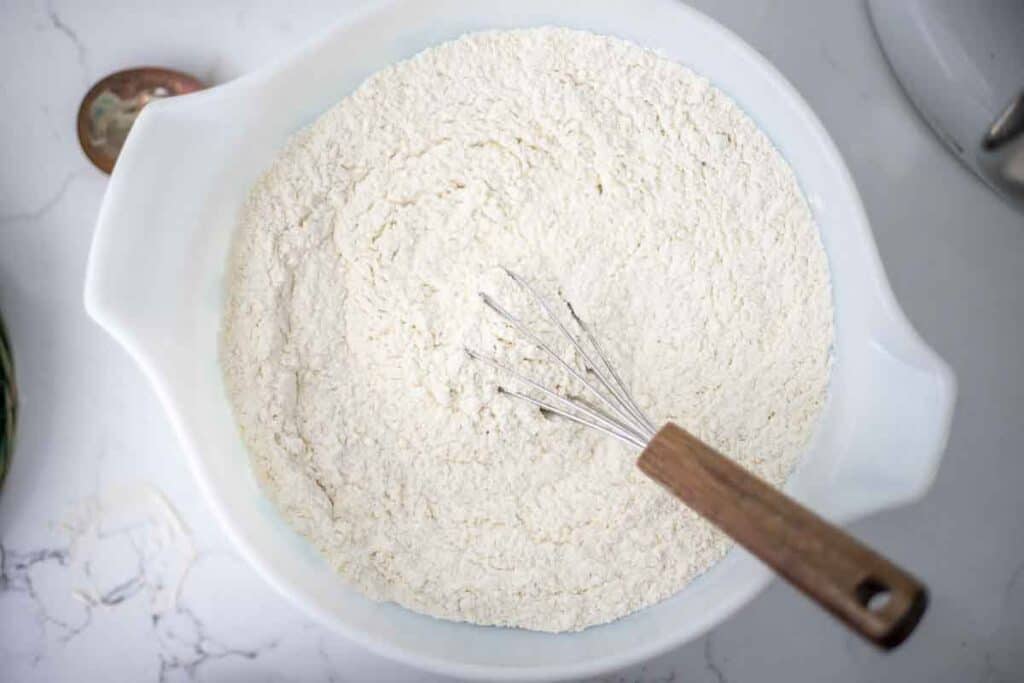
84, 0, 956, 679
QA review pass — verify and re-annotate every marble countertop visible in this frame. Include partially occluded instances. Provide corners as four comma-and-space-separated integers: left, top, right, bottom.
1, 1, 1022, 681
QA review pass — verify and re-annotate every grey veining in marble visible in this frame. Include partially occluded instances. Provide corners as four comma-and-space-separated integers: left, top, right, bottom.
1, 1, 1022, 681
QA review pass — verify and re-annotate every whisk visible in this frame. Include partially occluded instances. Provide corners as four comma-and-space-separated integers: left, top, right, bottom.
468, 269, 927, 649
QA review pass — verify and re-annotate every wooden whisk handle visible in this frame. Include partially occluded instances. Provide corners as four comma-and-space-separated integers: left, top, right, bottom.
638, 422, 927, 649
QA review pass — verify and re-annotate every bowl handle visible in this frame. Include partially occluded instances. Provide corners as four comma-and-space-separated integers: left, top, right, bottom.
826, 326, 956, 522
84, 91, 238, 351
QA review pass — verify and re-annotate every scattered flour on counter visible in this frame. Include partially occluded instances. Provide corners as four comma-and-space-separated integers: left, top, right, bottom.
221, 28, 833, 632
63, 485, 196, 614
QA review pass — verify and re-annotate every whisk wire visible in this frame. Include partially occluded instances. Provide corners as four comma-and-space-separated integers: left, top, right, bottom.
566, 302, 658, 435
471, 271, 657, 447
502, 269, 653, 437
465, 348, 646, 442
478, 292, 648, 438
497, 387, 649, 449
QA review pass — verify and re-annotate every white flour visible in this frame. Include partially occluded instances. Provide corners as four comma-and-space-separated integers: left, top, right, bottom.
221, 28, 833, 632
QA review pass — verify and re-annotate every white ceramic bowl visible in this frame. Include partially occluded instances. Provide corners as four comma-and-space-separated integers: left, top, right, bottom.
84, 1, 956, 679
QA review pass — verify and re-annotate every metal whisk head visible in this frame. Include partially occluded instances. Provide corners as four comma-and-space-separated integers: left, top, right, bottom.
467, 269, 657, 449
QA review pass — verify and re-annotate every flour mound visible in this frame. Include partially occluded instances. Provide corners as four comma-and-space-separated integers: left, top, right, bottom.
221, 28, 833, 632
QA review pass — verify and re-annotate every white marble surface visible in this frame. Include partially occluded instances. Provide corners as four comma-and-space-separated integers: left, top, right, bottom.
1, 1, 1022, 681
